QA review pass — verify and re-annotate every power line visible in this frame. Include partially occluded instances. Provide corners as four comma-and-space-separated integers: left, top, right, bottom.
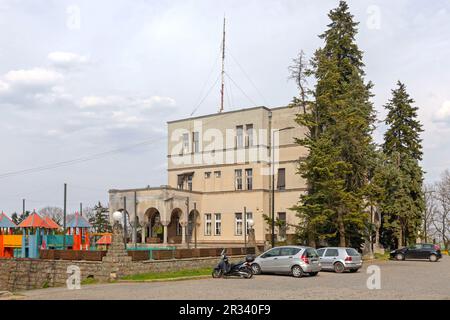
0, 137, 163, 180
0, 102, 260, 181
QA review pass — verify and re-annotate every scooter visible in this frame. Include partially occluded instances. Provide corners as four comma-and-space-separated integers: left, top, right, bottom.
212, 249, 254, 279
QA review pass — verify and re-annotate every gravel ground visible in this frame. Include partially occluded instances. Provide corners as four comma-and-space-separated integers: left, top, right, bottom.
20, 256, 450, 300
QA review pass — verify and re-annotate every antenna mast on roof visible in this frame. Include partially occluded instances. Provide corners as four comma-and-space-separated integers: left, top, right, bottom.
219, 16, 226, 113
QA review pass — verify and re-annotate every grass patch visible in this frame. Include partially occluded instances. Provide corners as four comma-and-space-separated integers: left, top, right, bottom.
81, 277, 99, 285
121, 268, 212, 281
373, 252, 390, 261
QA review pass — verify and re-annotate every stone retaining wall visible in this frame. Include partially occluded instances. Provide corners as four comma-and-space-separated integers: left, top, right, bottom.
0, 255, 240, 292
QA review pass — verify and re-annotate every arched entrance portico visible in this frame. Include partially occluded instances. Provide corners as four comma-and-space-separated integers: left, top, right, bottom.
187, 209, 200, 244
167, 208, 183, 244
143, 208, 163, 244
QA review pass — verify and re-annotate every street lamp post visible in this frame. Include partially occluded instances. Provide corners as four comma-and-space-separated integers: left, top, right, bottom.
271, 127, 294, 248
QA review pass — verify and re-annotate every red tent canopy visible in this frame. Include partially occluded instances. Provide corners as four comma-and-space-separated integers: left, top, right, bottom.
96, 234, 112, 245
19, 212, 47, 228
43, 216, 60, 229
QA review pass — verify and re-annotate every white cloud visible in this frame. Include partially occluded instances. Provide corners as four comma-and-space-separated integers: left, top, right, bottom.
4, 68, 62, 87
80, 95, 120, 108
0, 80, 10, 93
48, 51, 89, 68
434, 100, 450, 122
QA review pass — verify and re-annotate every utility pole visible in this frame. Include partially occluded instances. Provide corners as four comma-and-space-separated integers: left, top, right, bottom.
134, 191, 138, 248
123, 196, 127, 248
22, 198, 25, 217
186, 197, 190, 249
219, 16, 226, 113
194, 202, 197, 249
244, 206, 247, 253
63, 183, 67, 250
271, 127, 294, 248
80, 202, 83, 216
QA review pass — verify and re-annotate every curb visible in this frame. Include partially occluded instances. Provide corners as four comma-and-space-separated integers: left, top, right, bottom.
117, 275, 211, 283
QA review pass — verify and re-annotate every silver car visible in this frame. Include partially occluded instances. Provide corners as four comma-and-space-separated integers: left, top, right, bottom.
316, 247, 362, 273
251, 246, 321, 278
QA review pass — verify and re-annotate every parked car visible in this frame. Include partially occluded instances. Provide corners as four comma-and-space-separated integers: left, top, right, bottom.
316, 247, 363, 273
251, 246, 321, 278
390, 243, 442, 262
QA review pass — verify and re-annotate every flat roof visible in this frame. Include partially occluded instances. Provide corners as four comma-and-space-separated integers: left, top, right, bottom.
166, 105, 291, 124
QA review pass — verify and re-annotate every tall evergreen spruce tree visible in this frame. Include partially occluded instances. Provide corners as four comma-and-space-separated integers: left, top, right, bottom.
294, 1, 376, 247
381, 81, 424, 247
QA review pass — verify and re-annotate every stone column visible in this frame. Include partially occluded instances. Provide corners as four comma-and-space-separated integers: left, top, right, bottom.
141, 223, 146, 244
180, 222, 187, 245
162, 221, 169, 245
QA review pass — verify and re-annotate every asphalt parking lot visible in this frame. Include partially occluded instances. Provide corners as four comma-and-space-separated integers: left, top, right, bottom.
20, 256, 450, 300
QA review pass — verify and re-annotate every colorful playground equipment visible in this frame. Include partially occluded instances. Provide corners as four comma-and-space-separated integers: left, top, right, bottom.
1, 210, 94, 259
18, 210, 77, 258
95, 233, 112, 250
0, 212, 20, 258
66, 212, 92, 251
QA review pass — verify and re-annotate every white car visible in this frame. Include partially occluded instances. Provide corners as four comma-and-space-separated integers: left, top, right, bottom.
251, 246, 321, 278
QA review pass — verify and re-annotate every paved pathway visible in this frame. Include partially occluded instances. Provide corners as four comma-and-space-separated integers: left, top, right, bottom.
21, 256, 450, 300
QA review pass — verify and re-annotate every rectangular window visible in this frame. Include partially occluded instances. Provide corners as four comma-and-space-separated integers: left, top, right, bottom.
236, 125, 243, 148
277, 168, 286, 190
235, 213, 243, 236
235, 169, 243, 190
204, 214, 212, 236
246, 124, 254, 147
193, 132, 200, 153
214, 213, 222, 236
177, 175, 184, 190
214, 171, 221, 178
246, 212, 253, 235
204, 172, 211, 179
187, 175, 193, 191
245, 169, 253, 190
182, 133, 189, 154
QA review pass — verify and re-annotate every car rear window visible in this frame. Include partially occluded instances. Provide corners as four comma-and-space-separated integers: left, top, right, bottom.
306, 248, 319, 258
345, 248, 359, 256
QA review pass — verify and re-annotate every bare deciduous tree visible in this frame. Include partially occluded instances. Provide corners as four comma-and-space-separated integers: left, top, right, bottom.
38, 206, 63, 225
432, 170, 450, 249
423, 184, 437, 243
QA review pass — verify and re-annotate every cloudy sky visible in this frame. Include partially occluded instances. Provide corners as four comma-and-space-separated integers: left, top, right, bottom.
0, 0, 449, 214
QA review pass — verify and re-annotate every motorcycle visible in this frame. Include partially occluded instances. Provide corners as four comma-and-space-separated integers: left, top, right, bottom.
212, 249, 254, 279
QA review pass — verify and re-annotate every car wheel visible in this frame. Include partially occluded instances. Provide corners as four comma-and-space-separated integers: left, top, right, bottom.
429, 254, 438, 262
334, 262, 345, 273
309, 272, 319, 276
395, 253, 405, 261
251, 263, 261, 275
349, 269, 358, 273
212, 269, 223, 278
291, 265, 304, 278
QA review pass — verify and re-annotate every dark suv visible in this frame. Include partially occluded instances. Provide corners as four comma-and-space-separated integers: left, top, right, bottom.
390, 243, 442, 262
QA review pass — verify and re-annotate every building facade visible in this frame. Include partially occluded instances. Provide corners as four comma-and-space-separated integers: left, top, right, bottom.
109, 105, 308, 246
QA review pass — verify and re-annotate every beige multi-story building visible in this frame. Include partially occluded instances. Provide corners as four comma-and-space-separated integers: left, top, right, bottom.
109, 105, 308, 246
